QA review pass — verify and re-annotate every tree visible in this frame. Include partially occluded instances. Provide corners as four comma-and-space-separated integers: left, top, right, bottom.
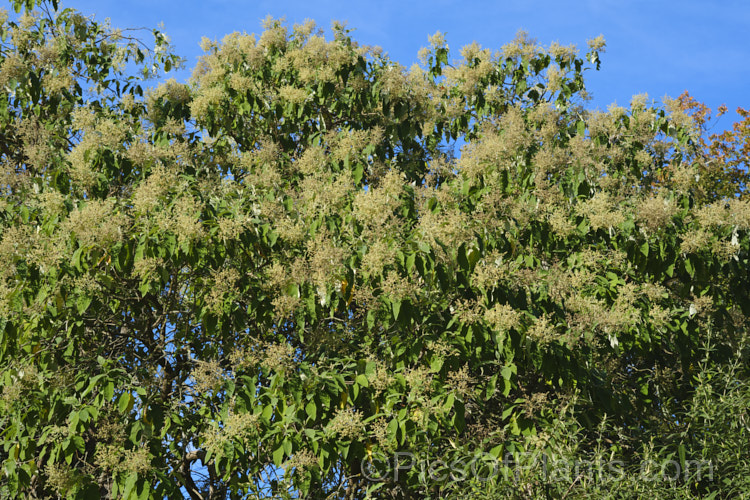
672, 91, 750, 202
1, 1, 748, 498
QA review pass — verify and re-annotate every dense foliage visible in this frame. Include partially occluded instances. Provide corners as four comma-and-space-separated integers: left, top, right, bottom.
1, 1, 749, 498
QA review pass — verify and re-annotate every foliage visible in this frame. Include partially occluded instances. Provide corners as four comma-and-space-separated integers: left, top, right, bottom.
1, 1, 749, 498
671, 91, 750, 202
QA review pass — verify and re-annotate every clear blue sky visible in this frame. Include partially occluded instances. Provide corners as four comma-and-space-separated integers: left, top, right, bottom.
71, 0, 749, 128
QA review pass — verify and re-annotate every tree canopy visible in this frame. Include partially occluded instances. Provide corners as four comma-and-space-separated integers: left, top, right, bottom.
1, 1, 749, 498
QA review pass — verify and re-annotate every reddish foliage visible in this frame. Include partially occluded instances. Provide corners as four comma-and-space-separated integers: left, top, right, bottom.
678, 91, 750, 199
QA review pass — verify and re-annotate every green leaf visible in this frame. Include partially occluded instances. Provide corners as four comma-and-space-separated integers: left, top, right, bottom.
262, 404, 274, 422
353, 164, 364, 184
305, 400, 317, 421
71, 435, 85, 452
103, 381, 114, 401
500, 364, 515, 381
576, 120, 586, 136
122, 472, 138, 499
391, 299, 401, 321
118, 393, 134, 414
272, 442, 286, 466
71, 247, 84, 271
443, 393, 455, 412
430, 356, 444, 373
136, 480, 150, 500
485, 373, 498, 399
405, 252, 416, 273
452, 401, 466, 432
639, 240, 649, 257
386, 418, 398, 442
685, 257, 694, 277
678, 443, 686, 472
502, 377, 512, 397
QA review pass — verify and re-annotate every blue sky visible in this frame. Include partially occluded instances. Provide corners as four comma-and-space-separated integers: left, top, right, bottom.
70, 0, 749, 128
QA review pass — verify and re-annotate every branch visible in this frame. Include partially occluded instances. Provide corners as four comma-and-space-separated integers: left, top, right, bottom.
179, 452, 206, 500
